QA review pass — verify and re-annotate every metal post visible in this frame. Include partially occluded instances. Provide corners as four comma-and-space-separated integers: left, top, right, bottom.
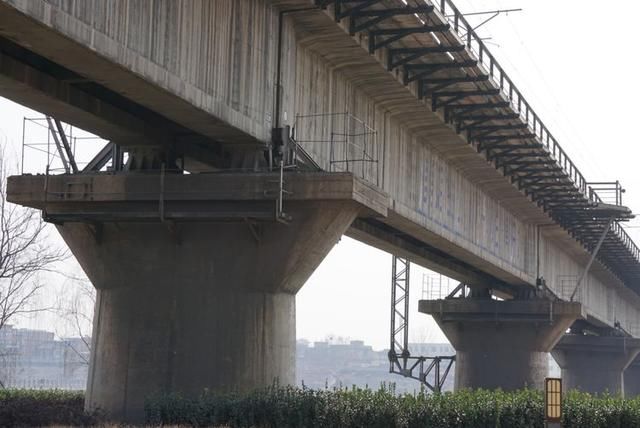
344, 113, 349, 173
54, 118, 78, 173
20, 118, 26, 174
390, 255, 410, 369
45, 116, 70, 173
330, 123, 335, 172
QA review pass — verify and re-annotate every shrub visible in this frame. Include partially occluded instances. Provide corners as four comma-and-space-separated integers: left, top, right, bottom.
0, 389, 99, 426
145, 385, 640, 428
7, 385, 640, 427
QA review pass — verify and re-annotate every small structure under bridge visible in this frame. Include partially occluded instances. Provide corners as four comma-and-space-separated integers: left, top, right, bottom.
388, 255, 457, 392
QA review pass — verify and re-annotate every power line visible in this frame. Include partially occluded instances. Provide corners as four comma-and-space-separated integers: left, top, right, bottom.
493, 0, 606, 178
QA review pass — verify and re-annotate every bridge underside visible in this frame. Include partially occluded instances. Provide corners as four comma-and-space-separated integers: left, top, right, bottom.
0, 0, 637, 295
2, 0, 640, 419
0, 15, 525, 292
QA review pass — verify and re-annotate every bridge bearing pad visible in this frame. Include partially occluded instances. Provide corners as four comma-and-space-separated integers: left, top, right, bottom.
419, 298, 582, 391
552, 334, 640, 396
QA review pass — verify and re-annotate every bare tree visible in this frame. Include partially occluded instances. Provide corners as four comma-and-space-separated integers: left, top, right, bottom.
0, 148, 65, 330
0, 147, 66, 386
57, 278, 94, 366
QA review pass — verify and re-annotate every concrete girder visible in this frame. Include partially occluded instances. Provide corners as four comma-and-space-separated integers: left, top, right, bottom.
348, 218, 514, 291
0, 1, 261, 146
0, 45, 234, 170
0, 49, 157, 146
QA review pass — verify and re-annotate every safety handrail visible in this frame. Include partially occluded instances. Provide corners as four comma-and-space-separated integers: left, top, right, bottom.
433, 0, 586, 195
433, 0, 640, 263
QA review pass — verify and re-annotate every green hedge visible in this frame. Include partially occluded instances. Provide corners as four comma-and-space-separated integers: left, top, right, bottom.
0, 389, 98, 427
145, 385, 640, 428
4, 386, 640, 427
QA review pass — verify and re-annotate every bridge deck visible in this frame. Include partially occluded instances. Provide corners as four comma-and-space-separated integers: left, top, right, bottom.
275, 0, 640, 289
0, 0, 639, 332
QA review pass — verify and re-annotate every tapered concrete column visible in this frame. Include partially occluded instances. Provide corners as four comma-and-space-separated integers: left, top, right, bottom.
8, 172, 389, 422
419, 299, 582, 391
552, 335, 640, 396
66, 201, 362, 420
63, 203, 359, 421
624, 357, 640, 397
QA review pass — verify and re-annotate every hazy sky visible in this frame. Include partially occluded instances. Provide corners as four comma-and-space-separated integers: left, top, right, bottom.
1, 0, 639, 351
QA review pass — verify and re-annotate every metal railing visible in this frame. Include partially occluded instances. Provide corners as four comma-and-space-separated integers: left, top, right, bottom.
421, 272, 461, 300
429, 0, 640, 266
21, 117, 107, 175
293, 112, 380, 186
588, 181, 625, 207
432, 0, 587, 196
584, 181, 639, 262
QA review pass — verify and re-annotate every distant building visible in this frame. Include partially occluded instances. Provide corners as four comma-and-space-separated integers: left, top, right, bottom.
0, 326, 555, 393
0, 325, 89, 389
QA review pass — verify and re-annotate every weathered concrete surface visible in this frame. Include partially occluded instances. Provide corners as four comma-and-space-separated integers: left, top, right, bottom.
73, 212, 351, 421
1, 0, 637, 336
552, 335, 640, 396
0, 0, 267, 145
8, 172, 387, 422
419, 299, 582, 390
7, 172, 389, 220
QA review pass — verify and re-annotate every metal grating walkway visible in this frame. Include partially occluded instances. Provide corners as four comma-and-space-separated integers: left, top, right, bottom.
315, 0, 640, 289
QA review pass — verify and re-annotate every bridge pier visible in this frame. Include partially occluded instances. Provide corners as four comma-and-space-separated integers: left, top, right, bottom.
419, 298, 581, 391
8, 172, 387, 422
69, 210, 359, 421
552, 335, 640, 396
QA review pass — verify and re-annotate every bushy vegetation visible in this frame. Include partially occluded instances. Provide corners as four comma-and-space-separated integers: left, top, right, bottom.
145, 384, 640, 428
6, 386, 640, 427
0, 389, 99, 426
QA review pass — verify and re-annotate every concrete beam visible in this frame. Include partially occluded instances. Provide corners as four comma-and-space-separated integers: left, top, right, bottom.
420, 298, 582, 391
0, 49, 157, 145
348, 218, 512, 290
0, 1, 261, 145
7, 172, 389, 220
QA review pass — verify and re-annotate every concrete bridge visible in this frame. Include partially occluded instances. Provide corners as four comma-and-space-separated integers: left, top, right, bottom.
2, 0, 640, 421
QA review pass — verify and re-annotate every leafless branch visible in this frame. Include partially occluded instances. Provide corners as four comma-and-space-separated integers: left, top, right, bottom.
55, 278, 95, 366
0, 145, 68, 383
